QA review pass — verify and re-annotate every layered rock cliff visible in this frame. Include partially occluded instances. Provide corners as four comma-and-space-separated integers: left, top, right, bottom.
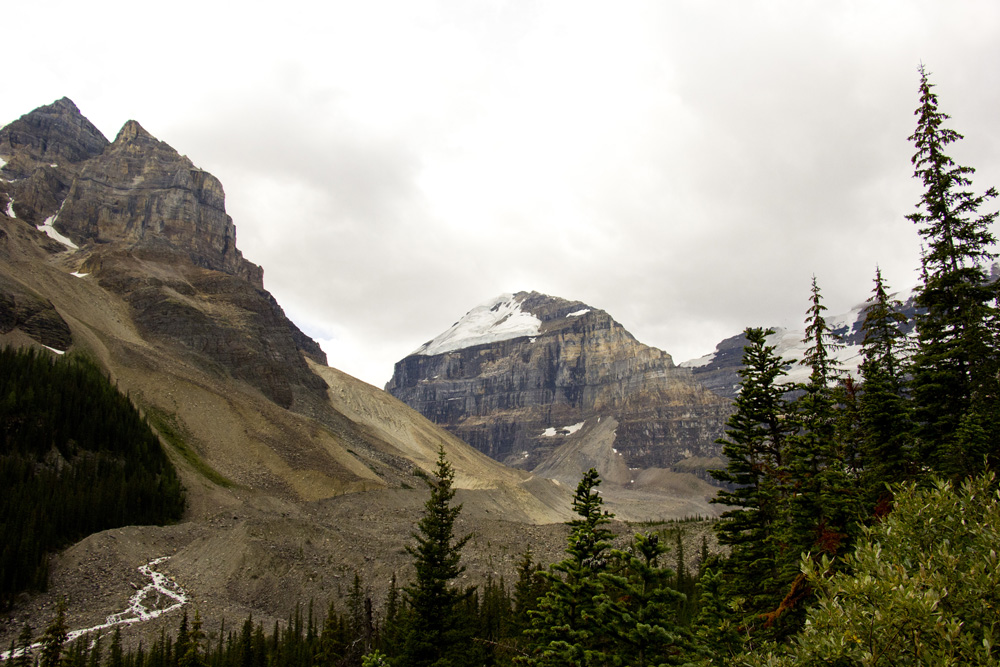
0, 98, 321, 410
387, 292, 733, 480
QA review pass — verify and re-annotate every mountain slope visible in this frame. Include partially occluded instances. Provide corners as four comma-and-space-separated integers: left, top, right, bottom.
0, 99, 591, 647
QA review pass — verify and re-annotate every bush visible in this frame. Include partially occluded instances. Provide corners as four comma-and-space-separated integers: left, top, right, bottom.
746, 470, 1000, 666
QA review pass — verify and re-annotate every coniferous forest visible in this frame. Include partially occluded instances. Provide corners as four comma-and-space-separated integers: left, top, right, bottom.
0, 348, 185, 610
5, 66, 1000, 666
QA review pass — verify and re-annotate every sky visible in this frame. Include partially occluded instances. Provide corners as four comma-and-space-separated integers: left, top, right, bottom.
3, 1, 1000, 387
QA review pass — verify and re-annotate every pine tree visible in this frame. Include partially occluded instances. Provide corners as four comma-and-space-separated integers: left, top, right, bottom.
39, 601, 67, 667
907, 64, 1000, 477
858, 267, 916, 505
782, 277, 856, 579
710, 327, 797, 640
523, 468, 614, 666
598, 532, 693, 666
399, 447, 474, 667
12, 623, 33, 667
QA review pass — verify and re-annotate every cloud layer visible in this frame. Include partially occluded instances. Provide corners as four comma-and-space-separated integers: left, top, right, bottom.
4, 1, 999, 385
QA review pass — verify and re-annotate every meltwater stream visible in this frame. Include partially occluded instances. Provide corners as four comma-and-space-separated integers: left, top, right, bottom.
1, 557, 188, 660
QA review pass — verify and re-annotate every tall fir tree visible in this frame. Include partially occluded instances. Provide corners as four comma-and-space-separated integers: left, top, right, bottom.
782, 277, 857, 582
523, 468, 614, 667
710, 327, 797, 644
858, 267, 916, 505
399, 447, 474, 667
906, 64, 1000, 477
598, 532, 694, 666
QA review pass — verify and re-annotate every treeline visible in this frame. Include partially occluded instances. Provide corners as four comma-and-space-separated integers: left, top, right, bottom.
0, 347, 185, 609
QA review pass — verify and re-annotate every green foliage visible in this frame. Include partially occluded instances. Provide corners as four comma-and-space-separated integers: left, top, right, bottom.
906, 64, 1000, 477
144, 406, 234, 488
0, 347, 185, 609
744, 470, 1000, 666
399, 447, 475, 667
523, 468, 615, 666
598, 532, 694, 666
710, 328, 797, 642
782, 278, 857, 572
858, 268, 916, 505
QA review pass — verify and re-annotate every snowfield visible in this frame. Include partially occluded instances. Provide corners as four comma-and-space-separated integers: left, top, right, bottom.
413, 293, 542, 356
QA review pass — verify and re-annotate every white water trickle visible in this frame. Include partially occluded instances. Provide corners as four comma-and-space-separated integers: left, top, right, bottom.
0, 557, 188, 661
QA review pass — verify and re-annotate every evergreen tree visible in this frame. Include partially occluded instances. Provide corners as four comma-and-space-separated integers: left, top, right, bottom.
906, 64, 1000, 477
598, 532, 692, 666
399, 447, 474, 667
710, 327, 797, 642
858, 267, 916, 505
39, 601, 67, 667
11, 623, 34, 667
523, 469, 614, 666
782, 277, 856, 582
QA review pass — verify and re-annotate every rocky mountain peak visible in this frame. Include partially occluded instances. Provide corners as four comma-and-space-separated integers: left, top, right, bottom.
0, 98, 328, 409
0, 97, 109, 173
388, 291, 730, 481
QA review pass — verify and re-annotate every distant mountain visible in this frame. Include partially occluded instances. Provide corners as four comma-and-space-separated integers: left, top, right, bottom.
387, 292, 733, 495
0, 99, 588, 646
680, 290, 919, 399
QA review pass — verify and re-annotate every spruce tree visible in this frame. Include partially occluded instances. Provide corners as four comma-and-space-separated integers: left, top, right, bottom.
907, 64, 1000, 477
39, 601, 67, 667
598, 532, 693, 666
399, 447, 473, 667
782, 277, 856, 578
710, 327, 797, 643
523, 468, 614, 666
858, 267, 916, 505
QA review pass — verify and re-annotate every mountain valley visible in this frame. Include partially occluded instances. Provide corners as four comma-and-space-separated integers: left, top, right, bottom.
0, 99, 720, 650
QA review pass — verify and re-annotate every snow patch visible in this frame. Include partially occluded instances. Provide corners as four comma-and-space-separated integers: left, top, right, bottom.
36, 215, 78, 250
680, 351, 716, 369
71, 272, 89, 278
413, 293, 542, 356
567, 308, 590, 318
541, 421, 585, 437
43, 346, 66, 355
5, 199, 15, 218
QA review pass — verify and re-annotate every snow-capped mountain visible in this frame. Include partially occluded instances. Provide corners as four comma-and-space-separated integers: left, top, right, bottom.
412, 293, 545, 356
388, 291, 733, 493
681, 288, 918, 398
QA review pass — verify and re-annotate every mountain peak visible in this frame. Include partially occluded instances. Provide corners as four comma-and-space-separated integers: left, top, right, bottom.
412, 292, 542, 356
0, 97, 109, 169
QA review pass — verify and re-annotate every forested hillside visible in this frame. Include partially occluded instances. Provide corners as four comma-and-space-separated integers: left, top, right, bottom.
0, 348, 185, 609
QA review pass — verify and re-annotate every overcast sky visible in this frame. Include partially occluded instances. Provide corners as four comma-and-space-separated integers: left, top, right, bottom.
4, 1, 1000, 386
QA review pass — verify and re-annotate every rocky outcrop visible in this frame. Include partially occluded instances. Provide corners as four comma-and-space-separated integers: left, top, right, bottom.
387, 292, 732, 474
53, 120, 263, 287
0, 97, 109, 174
0, 99, 326, 411
0, 273, 72, 350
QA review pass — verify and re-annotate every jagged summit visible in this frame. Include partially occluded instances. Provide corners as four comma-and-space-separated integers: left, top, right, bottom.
0, 97, 109, 173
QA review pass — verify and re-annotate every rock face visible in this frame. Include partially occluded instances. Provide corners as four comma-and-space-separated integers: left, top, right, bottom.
0, 273, 72, 350
0, 99, 323, 410
387, 292, 733, 476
